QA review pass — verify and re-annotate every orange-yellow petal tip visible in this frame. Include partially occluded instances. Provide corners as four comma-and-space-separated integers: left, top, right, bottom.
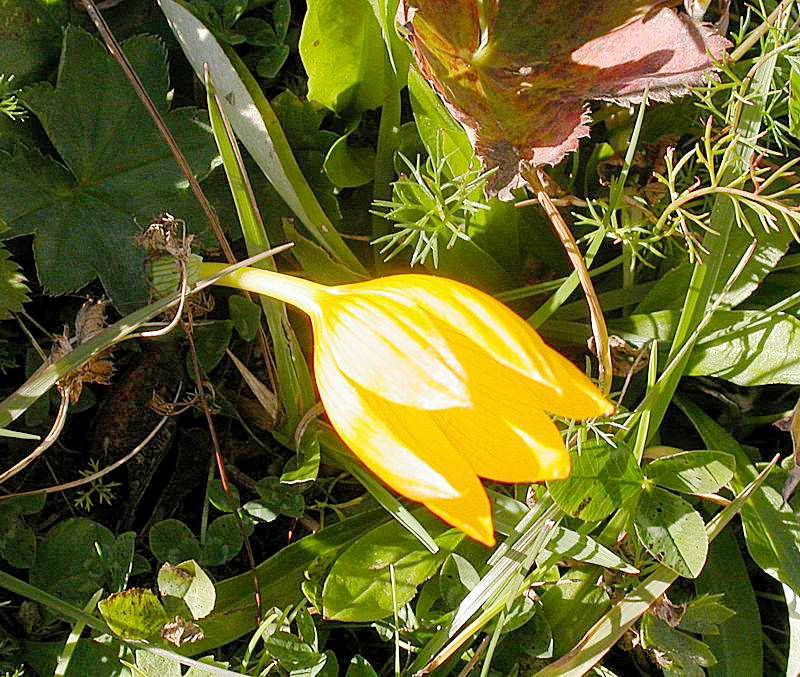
424, 490, 496, 547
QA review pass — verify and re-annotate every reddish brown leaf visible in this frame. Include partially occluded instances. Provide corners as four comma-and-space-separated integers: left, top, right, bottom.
401, 1, 729, 196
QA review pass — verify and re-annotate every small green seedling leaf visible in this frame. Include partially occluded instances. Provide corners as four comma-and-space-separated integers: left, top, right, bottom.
645, 450, 735, 495
634, 487, 709, 578
324, 124, 376, 189
30, 518, 114, 608
641, 614, 717, 674
439, 553, 480, 608
207, 479, 241, 513
201, 515, 246, 566
0, 516, 36, 569
228, 294, 261, 341
295, 606, 318, 650
149, 519, 202, 564
255, 477, 306, 518
678, 593, 736, 635
264, 630, 316, 667
98, 588, 169, 640
105, 531, 136, 593
346, 656, 379, 677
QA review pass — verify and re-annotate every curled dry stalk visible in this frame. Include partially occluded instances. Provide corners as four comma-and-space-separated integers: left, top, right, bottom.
0, 394, 69, 485
0, 384, 183, 502
521, 165, 613, 395
77, 0, 285, 622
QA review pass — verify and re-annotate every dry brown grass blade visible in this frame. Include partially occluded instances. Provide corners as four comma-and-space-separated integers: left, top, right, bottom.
522, 166, 613, 394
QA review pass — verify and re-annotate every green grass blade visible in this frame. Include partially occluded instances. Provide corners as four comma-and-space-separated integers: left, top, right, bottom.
159, 0, 366, 275
205, 68, 316, 429
632, 21, 782, 440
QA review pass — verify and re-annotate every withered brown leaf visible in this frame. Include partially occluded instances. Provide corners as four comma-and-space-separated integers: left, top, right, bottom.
401, 1, 729, 196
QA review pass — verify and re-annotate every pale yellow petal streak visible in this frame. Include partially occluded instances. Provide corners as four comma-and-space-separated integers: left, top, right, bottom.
316, 294, 469, 409
361, 275, 558, 388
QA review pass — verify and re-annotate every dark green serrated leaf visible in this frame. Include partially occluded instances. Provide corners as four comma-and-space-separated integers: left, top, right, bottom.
0, 28, 217, 310
98, 588, 169, 640
0, 0, 70, 85
548, 440, 643, 521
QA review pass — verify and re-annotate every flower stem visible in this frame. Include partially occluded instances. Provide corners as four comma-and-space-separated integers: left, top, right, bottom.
198, 263, 326, 316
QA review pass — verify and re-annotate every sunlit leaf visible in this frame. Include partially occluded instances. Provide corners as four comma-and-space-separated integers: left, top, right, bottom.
401, 0, 728, 195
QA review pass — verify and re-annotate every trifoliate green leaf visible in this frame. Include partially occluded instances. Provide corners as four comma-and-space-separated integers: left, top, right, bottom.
0, 27, 218, 310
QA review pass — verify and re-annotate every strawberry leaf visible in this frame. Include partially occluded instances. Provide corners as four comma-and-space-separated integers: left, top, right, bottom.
0, 27, 218, 310
401, 1, 729, 196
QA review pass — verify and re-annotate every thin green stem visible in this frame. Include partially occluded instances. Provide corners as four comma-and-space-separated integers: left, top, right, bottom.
198, 263, 326, 316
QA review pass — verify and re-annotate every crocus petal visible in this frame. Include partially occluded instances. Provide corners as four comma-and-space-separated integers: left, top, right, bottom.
314, 346, 478, 501
353, 275, 560, 389
424, 485, 495, 546
541, 349, 616, 419
436, 406, 569, 482
432, 320, 612, 420
314, 290, 470, 409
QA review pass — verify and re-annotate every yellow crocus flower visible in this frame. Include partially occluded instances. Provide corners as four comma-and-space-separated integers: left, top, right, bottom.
201, 264, 612, 546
